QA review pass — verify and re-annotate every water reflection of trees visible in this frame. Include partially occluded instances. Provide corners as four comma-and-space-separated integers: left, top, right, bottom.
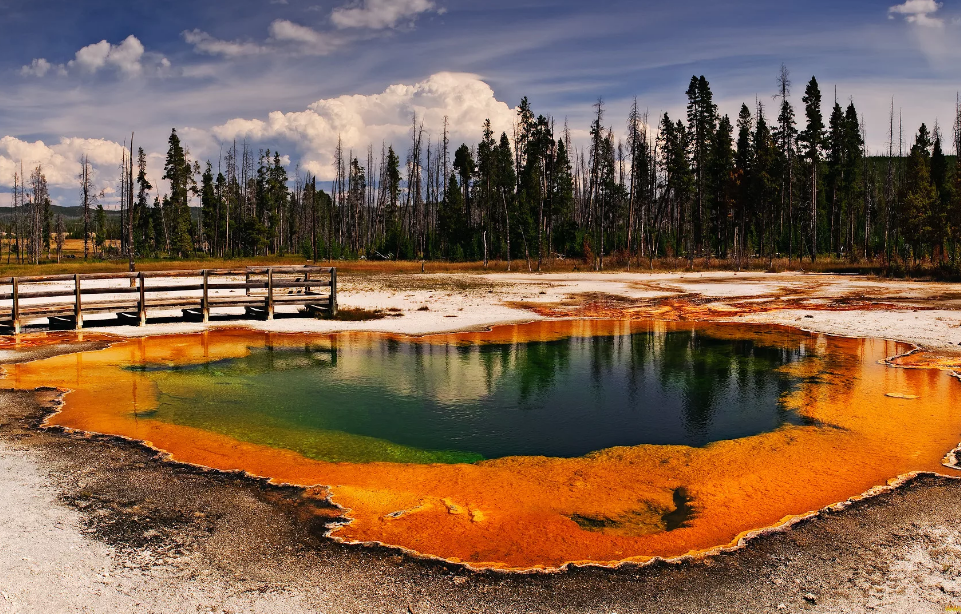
628, 331, 802, 444
475, 340, 572, 403
138, 327, 827, 458
429, 331, 811, 439
462, 330, 808, 441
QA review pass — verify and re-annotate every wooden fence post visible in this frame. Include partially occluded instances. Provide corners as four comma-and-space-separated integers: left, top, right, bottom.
11, 278, 20, 335
266, 268, 274, 321
138, 272, 146, 326
329, 268, 337, 317
202, 269, 210, 323
74, 274, 83, 330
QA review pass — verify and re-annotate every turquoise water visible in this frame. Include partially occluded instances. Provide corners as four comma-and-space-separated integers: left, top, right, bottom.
129, 327, 813, 464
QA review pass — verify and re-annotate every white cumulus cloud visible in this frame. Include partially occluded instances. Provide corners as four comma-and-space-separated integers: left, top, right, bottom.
330, 0, 440, 29
21, 35, 170, 79
889, 0, 945, 27
76, 36, 149, 76
209, 72, 515, 178
20, 58, 68, 78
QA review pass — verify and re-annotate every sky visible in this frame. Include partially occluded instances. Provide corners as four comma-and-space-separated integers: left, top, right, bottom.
0, 0, 959, 206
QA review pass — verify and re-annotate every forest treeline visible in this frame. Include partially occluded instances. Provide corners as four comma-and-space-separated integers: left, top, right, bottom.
6, 66, 961, 271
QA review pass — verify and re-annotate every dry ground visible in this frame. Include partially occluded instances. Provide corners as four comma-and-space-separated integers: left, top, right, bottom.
3, 270, 961, 613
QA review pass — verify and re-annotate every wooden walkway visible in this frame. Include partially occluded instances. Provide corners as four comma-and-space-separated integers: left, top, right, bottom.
0, 266, 337, 334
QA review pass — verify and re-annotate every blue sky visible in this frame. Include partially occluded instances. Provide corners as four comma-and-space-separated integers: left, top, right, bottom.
1, 0, 959, 202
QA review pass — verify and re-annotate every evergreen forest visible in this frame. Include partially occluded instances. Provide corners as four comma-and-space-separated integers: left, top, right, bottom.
6, 68, 961, 273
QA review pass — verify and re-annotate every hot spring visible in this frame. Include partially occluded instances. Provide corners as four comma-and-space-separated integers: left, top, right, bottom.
5, 320, 960, 570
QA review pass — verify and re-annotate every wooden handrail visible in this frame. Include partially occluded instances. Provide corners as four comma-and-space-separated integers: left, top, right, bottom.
0, 265, 334, 286
0, 265, 337, 332
0, 280, 332, 301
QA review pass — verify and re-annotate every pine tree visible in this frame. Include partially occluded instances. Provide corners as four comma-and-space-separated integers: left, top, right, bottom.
476, 120, 498, 265
774, 65, 798, 260
515, 97, 536, 176
200, 162, 217, 254
902, 124, 937, 262
659, 113, 693, 260
588, 99, 606, 268
269, 152, 290, 254
153, 196, 167, 253
626, 99, 649, 264
385, 145, 401, 212
347, 157, 365, 254
953, 102, 961, 262
381, 145, 403, 259
95, 204, 107, 257
929, 130, 950, 261
453, 144, 474, 224
686, 75, 717, 254
162, 129, 195, 256
752, 103, 777, 261
707, 114, 735, 257
134, 147, 153, 255
496, 132, 516, 267
551, 137, 576, 257
826, 100, 845, 255
214, 170, 226, 256
518, 113, 553, 269
733, 104, 754, 266
841, 102, 864, 259
798, 77, 824, 259
439, 173, 465, 258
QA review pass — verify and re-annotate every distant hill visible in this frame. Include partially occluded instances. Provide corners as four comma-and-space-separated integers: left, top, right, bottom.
0, 205, 123, 225
0, 205, 199, 227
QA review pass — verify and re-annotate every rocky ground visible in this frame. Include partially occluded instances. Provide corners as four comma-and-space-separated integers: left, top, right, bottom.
3, 270, 961, 613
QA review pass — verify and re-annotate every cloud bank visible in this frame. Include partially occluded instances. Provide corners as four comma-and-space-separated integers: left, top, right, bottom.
209, 72, 516, 178
0, 137, 127, 193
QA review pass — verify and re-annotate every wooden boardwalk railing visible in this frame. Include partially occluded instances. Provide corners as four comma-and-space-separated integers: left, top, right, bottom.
0, 266, 336, 334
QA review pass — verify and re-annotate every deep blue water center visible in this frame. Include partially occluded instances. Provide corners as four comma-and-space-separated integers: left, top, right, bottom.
133, 328, 811, 463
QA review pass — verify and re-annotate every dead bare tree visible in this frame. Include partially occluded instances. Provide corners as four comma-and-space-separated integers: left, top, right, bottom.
80, 154, 93, 259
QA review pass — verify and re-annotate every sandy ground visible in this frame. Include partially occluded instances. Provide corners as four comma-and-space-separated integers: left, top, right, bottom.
3, 270, 961, 612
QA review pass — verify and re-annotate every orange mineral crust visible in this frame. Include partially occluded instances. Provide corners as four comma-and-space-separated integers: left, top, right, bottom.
0, 330, 117, 352
3, 321, 961, 571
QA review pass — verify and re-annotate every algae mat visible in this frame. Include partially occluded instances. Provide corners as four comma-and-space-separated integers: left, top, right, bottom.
3, 320, 961, 570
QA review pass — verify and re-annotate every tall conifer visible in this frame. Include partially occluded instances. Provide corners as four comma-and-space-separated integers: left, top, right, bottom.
798, 77, 824, 259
